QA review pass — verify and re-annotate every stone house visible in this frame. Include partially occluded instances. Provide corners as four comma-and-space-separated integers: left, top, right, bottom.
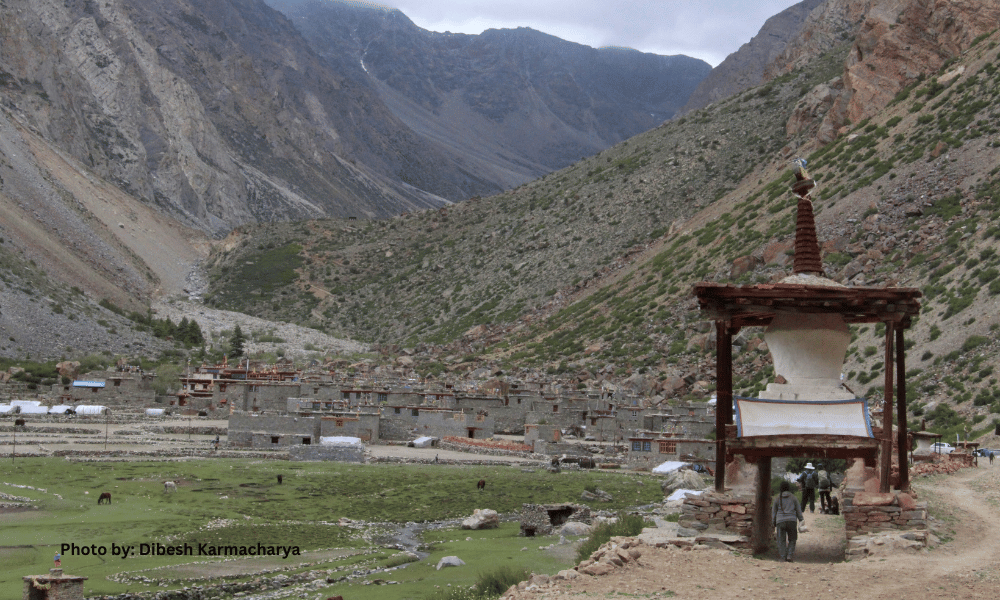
48, 373, 155, 407
519, 503, 592, 536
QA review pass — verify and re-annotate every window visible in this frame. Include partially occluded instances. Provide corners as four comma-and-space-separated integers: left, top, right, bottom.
553, 405, 559, 413
411, 409, 419, 416
394, 407, 401, 414
335, 419, 344, 427
659, 440, 677, 454
378, 393, 388, 403
642, 441, 651, 452
113, 380, 121, 387
631, 410, 639, 417
302, 437, 311, 445
271, 436, 279, 444
632, 441, 642, 451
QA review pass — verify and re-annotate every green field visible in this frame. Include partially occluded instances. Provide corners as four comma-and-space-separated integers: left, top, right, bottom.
0, 458, 665, 599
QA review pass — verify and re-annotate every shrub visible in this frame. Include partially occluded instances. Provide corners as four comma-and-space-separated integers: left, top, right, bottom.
576, 513, 648, 562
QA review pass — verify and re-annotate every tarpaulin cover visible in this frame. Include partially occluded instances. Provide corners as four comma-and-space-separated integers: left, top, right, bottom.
651, 461, 687, 474
734, 397, 873, 438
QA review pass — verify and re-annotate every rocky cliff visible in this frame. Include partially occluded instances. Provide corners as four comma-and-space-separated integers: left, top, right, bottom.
266, 0, 711, 188
680, 0, 827, 113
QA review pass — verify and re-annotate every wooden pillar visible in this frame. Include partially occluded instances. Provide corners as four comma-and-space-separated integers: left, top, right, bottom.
880, 324, 894, 493
896, 326, 909, 490
752, 456, 773, 554
715, 321, 733, 493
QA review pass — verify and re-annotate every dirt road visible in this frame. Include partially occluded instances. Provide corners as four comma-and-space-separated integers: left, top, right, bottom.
518, 465, 1000, 599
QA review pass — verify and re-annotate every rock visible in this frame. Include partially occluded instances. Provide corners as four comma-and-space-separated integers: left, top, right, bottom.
661, 469, 705, 495
436, 556, 466, 570
560, 521, 593, 536
461, 508, 500, 530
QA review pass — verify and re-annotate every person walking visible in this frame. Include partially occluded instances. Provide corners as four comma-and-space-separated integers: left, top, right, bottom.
816, 463, 833, 513
797, 462, 818, 513
772, 480, 804, 562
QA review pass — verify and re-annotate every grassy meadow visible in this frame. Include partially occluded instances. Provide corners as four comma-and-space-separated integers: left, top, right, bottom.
0, 457, 665, 599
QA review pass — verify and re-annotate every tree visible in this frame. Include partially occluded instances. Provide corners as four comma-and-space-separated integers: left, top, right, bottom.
229, 325, 246, 358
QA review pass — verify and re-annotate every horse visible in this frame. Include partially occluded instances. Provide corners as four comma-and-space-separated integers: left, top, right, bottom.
477, 479, 486, 491
164, 481, 177, 493
97, 492, 112, 505
277, 474, 283, 485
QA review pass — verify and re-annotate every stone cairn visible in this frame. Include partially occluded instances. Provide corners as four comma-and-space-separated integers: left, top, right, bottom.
678, 492, 754, 549
841, 490, 928, 537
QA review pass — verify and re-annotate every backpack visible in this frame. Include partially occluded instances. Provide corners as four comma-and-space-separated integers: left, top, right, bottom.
817, 470, 832, 489
804, 471, 817, 488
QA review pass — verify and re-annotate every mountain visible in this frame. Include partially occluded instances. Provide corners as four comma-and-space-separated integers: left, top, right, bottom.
202, 0, 1000, 441
265, 0, 712, 189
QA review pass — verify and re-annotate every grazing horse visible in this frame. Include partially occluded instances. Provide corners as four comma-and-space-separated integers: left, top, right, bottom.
97, 492, 112, 505
477, 479, 486, 491
277, 474, 283, 485
14, 418, 26, 427
164, 481, 177, 493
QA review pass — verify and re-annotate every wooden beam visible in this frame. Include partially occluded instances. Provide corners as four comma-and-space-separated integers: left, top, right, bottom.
715, 321, 733, 493
752, 457, 772, 554
880, 323, 894, 494
896, 326, 909, 491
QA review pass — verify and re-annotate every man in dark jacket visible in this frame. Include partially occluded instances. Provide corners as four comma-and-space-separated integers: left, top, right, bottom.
772, 480, 804, 562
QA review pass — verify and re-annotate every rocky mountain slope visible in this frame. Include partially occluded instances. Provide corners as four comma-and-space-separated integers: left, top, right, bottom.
203, 0, 1000, 439
267, 0, 711, 188
681, 0, 828, 113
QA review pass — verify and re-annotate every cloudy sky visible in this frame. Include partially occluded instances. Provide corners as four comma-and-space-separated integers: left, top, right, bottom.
387, 0, 804, 66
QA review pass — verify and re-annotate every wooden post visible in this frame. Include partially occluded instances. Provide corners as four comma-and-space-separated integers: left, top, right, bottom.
896, 326, 909, 490
715, 321, 733, 493
880, 324, 894, 493
752, 456, 772, 554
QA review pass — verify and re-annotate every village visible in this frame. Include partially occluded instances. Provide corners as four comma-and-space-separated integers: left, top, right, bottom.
0, 358, 717, 471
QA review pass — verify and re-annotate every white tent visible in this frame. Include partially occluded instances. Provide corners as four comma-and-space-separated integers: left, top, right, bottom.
49, 405, 75, 414
411, 436, 438, 448
0, 404, 18, 414
74, 405, 109, 415
319, 436, 363, 447
18, 405, 50, 414
145, 408, 166, 416
11, 400, 43, 407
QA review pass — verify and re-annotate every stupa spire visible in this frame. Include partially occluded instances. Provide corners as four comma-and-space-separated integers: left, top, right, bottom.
789, 159, 824, 276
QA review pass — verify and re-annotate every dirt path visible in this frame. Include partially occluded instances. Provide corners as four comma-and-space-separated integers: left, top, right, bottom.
519, 464, 1000, 599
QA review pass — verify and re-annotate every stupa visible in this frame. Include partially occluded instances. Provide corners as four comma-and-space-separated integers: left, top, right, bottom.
693, 158, 922, 549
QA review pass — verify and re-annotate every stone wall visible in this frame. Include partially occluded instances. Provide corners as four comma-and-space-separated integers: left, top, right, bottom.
841, 491, 927, 536
678, 492, 754, 546
288, 444, 365, 463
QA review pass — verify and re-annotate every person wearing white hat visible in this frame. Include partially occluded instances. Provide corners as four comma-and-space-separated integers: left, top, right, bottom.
796, 462, 818, 513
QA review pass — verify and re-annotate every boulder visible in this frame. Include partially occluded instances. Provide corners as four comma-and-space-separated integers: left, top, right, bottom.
661, 469, 705, 495
436, 556, 466, 570
56, 361, 81, 380
560, 521, 593, 536
461, 509, 499, 530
